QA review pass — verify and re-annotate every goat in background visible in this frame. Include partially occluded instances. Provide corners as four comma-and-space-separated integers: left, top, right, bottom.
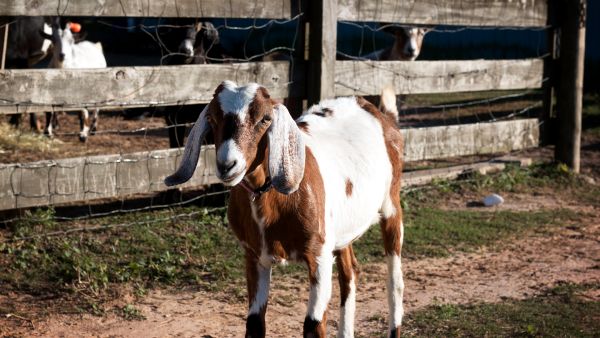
41, 21, 107, 142
162, 21, 225, 148
165, 81, 405, 338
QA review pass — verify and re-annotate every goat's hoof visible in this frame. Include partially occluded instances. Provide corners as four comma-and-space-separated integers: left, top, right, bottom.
79, 135, 88, 143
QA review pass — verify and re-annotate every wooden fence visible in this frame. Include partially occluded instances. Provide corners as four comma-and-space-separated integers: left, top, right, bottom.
0, 0, 585, 212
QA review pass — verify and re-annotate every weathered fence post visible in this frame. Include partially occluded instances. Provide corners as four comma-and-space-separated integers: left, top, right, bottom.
0, 22, 8, 69
555, 0, 586, 172
541, 1, 558, 145
307, 0, 337, 105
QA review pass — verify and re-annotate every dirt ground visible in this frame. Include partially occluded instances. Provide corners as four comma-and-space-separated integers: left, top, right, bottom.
1, 191, 598, 338
1, 110, 170, 163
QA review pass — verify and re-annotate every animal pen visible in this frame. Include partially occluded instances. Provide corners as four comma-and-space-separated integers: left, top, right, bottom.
0, 0, 586, 223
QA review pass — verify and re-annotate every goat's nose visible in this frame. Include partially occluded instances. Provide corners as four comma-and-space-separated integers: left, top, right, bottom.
59, 53, 65, 61
217, 160, 237, 175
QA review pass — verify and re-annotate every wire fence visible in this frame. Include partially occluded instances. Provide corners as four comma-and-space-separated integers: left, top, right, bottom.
0, 0, 550, 233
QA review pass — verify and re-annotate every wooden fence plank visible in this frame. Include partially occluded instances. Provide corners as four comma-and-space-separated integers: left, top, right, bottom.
337, 0, 548, 27
335, 59, 543, 96
0, 61, 289, 114
0, 118, 539, 211
402, 118, 539, 162
0, 0, 290, 19
307, 0, 337, 104
0, 146, 219, 210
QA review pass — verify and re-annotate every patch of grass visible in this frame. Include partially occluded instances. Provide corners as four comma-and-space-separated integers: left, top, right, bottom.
404, 283, 600, 337
403, 163, 600, 209
0, 206, 245, 299
0, 122, 62, 154
354, 207, 577, 260
118, 304, 145, 321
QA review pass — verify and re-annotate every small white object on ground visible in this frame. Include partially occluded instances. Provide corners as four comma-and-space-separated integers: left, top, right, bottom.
483, 193, 504, 207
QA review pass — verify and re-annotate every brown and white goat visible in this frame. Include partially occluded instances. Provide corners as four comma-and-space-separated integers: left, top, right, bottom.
165, 81, 405, 338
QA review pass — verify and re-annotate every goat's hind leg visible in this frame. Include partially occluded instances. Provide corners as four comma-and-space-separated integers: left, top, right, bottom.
380, 199, 404, 338
335, 245, 359, 338
90, 108, 99, 135
245, 253, 272, 338
44, 112, 54, 137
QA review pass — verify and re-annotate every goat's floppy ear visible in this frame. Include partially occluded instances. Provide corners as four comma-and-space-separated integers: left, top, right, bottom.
164, 105, 211, 186
268, 104, 305, 194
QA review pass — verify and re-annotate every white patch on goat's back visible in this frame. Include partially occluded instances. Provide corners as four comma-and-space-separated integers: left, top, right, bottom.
386, 254, 404, 328
218, 81, 260, 120
298, 97, 394, 250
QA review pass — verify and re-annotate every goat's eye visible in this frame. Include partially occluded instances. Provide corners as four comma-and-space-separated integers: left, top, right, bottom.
261, 115, 272, 123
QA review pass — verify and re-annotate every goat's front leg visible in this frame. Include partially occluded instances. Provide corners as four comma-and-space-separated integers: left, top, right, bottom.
304, 249, 334, 338
381, 207, 405, 338
245, 253, 272, 338
44, 111, 54, 137
78, 108, 90, 142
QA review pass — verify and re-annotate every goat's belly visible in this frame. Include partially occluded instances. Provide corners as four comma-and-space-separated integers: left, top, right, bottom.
333, 219, 377, 250
330, 184, 388, 250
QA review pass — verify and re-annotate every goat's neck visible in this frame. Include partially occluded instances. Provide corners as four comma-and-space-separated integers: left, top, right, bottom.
243, 162, 269, 191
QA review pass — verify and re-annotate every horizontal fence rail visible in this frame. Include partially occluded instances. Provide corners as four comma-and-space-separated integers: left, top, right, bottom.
335, 59, 544, 96
337, 0, 548, 27
0, 0, 291, 19
0, 146, 219, 211
403, 118, 539, 161
0, 62, 289, 114
0, 119, 539, 211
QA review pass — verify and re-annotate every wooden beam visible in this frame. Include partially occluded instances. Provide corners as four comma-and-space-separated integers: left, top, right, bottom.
401, 118, 540, 162
555, 0, 586, 173
0, 119, 540, 211
306, 0, 337, 105
0, 61, 289, 114
335, 59, 544, 96
0, 22, 8, 69
0, 146, 219, 211
541, 0, 558, 145
403, 162, 507, 187
0, 0, 290, 19
337, 0, 548, 27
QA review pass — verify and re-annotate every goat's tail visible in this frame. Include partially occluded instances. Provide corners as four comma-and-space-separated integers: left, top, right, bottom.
379, 84, 398, 122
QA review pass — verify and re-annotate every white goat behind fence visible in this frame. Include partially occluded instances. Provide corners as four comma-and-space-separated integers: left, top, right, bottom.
42, 22, 107, 142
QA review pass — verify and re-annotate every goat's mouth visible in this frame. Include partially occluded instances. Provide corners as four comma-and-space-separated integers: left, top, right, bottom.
219, 169, 246, 186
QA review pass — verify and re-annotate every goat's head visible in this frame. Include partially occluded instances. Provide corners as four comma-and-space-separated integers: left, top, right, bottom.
165, 81, 305, 194
178, 22, 220, 64
386, 26, 430, 61
41, 21, 81, 68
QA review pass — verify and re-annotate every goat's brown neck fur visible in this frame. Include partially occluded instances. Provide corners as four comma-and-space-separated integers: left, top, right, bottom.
228, 142, 325, 267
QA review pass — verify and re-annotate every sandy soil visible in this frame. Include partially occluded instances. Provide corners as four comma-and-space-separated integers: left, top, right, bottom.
1, 204, 598, 338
